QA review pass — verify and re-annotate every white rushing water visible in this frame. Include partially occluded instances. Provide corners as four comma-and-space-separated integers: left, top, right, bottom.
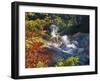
50, 24, 59, 38
49, 24, 77, 49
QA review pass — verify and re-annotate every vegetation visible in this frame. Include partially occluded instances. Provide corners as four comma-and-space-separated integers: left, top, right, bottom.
25, 12, 89, 68
54, 56, 79, 67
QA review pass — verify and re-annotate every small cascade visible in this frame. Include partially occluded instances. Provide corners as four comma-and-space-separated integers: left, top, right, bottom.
48, 24, 77, 50
49, 24, 61, 47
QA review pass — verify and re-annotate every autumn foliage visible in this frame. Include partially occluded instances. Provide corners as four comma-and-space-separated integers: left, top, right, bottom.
25, 12, 89, 68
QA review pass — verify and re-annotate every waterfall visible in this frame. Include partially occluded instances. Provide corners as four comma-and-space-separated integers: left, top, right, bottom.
50, 24, 59, 38
49, 24, 61, 47
49, 24, 77, 49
